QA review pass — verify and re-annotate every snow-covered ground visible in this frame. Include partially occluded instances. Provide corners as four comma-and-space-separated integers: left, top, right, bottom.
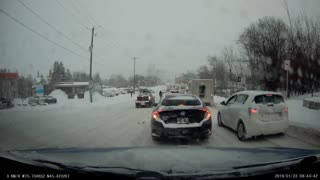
0, 85, 319, 151
7, 88, 319, 131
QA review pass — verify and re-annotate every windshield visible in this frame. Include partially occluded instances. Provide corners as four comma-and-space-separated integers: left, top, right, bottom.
0, 0, 319, 177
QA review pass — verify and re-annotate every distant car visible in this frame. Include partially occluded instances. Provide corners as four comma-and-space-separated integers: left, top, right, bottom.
28, 96, 40, 105
37, 96, 48, 106
139, 88, 151, 94
0, 97, 14, 109
127, 89, 134, 93
110, 89, 119, 96
28, 96, 49, 106
169, 90, 180, 94
44, 96, 57, 104
218, 91, 289, 141
102, 90, 115, 97
135, 92, 155, 108
151, 94, 212, 141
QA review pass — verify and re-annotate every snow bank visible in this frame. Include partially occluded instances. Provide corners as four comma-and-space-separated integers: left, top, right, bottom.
287, 99, 320, 130
214, 96, 226, 104
49, 89, 68, 103
304, 96, 320, 103
289, 92, 320, 100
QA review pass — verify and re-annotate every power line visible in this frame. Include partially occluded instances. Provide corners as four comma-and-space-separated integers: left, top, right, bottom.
72, 0, 99, 26
70, 0, 94, 26
55, 0, 90, 29
0, 8, 88, 60
17, 0, 88, 52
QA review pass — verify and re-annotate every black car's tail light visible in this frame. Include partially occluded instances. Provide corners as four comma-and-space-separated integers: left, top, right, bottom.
199, 108, 211, 120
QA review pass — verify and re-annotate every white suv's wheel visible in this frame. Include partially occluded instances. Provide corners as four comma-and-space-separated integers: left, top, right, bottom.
217, 112, 224, 127
237, 122, 247, 141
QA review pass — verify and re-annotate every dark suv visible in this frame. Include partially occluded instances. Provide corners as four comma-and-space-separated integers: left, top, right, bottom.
135, 92, 155, 108
151, 94, 212, 141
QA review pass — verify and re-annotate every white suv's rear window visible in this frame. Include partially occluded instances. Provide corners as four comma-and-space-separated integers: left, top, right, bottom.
254, 94, 284, 104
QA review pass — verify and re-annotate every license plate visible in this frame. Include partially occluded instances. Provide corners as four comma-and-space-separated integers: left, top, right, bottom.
177, 118, 189, 124
141, 102, 145, 105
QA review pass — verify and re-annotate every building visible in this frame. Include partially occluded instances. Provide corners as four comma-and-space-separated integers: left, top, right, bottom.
53, 82, 89, 98
0, 72, 19, 99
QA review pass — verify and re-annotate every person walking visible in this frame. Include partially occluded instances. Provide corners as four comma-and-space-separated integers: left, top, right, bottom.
159, 90, 163, 99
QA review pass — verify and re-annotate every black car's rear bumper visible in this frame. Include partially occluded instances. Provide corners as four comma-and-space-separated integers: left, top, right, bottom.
151, 119, 212, 139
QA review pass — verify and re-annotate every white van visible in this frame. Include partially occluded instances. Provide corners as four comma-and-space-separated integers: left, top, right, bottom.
187, 79, 214, 106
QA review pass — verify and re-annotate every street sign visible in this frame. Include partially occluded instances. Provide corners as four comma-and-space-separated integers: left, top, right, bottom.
33, 85, 44, 96
284, 60, 290, 71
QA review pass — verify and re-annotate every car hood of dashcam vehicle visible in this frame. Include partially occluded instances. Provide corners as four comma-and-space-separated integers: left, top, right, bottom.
1, 147, 319, 177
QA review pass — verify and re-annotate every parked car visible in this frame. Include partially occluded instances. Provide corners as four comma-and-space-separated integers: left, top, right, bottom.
151, 94, 212, 141
44, 96, 57, 104
110, 89, 119, 96
217, 91, 289, 141
28, 96, 48, 106
169, 89, 180, 94
139, 88, 151, 94
37, 96, 48, 106
102, 91, 115, 97
135, 92, 155, 108
28, 96, 40, 106
0, 97, 14, 109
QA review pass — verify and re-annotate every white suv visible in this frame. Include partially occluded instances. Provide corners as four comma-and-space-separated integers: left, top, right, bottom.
218, 91, 289, 140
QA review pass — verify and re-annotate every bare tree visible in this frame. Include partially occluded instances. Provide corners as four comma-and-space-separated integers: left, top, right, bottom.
239, 17, 288, 90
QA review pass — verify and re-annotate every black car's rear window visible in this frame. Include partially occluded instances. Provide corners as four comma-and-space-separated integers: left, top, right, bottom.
254, 94, 284, 104
161, 96, 201, 106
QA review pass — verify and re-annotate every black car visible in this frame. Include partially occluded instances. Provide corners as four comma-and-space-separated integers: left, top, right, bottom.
135, 92, 155, 108
0, 97, 14, 109
151, 94, 212, 141
44, 96, 57, 104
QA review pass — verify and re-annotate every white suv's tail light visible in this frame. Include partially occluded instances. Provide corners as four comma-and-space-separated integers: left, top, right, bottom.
249, 108, 258, 116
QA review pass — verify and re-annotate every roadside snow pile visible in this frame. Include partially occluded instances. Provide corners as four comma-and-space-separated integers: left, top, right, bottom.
287, 99, 320, 130
84, 91, 105, 102
49, 89, 68, 102
289, 92, 320, 100
214, 96, 226, 104
304, 96, 320, 103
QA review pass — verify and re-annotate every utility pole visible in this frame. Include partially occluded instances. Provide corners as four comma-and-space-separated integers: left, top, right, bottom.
89, 27, 94, 103
132, 56, 138, 94
284, 60, 290, 98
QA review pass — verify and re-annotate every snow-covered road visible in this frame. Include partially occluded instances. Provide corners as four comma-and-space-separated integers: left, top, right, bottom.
1, 94, 319, 151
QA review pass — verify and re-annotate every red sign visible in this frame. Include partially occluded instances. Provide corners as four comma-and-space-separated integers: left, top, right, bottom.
0, 73, 19, 79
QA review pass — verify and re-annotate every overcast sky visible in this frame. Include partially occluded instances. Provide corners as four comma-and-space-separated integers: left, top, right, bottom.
1, 0, 320, 81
